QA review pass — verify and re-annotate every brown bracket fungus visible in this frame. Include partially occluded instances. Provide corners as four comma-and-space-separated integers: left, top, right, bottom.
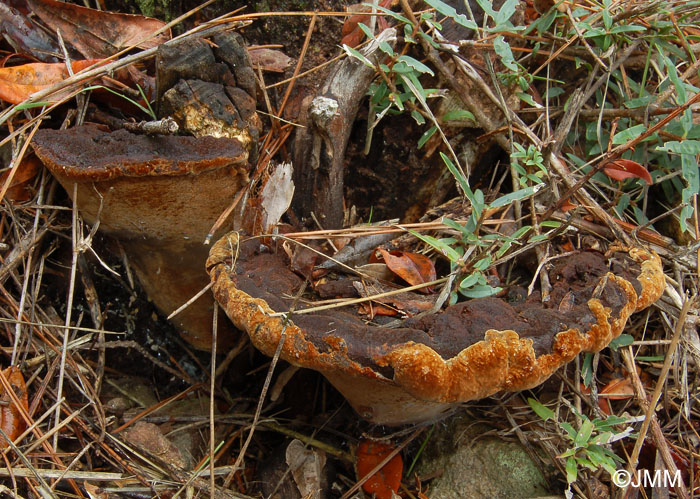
207, 232, 665, 425
32, 124, 250, 350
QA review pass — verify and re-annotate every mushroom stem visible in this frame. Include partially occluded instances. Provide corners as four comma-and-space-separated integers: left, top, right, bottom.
323, 370, 456, 425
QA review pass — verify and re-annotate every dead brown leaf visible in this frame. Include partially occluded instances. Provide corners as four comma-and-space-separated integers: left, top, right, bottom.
376, 249, 436, 293
0, 3, 60, 62
248, 47, 293, 73
27, 0, 171, 59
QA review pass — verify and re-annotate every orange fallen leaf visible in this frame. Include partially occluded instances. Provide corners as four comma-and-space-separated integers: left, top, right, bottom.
581, 377, 634, 415
377, 249, 436, 293
560, 199, 578, 212
359, 302, 398, 319
356, 439, 403, 499
0, 366, 28, 449
27, 0, 170, 59
0, 59, 102, 104
599, 377, 635, 400
560, 240, 575, 252
524, 0, 541, 21
603, 159, 653, 184
341, 1, 393, 48
0, 153, 42, 202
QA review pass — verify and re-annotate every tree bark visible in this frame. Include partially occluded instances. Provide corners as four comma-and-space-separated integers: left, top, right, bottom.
292, 28, 396, 229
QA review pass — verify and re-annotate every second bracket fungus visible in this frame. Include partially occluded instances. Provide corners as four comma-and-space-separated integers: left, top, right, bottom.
207, 232, 664, 425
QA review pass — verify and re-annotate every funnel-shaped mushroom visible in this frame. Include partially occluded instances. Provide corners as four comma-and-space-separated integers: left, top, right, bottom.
207, 233, 664, 425
33, 125, 250, 350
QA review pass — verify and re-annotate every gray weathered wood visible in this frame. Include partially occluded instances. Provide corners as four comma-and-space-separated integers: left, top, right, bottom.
292, 28, 396, 229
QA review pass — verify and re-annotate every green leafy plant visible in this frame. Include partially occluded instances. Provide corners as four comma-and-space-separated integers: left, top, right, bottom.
528, 398, 632, 496
562, 4, 700, 234
346, 0, 699, 307
511, 143, 548, 186
410, 153, 545, 302
343, 22, 437, 126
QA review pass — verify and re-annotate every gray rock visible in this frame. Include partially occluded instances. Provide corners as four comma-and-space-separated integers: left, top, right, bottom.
417, 414, 552, 499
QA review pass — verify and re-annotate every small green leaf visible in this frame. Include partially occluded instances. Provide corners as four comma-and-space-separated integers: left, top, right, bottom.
609, 334, 633, 351
525, 6, 559, 36
474, 0, 497, 17
545, 87, 564, 99
440, 152, 471, 197
473, 256, 492, 271
609, 24, 645, 33
625, 95, 654, 108
379, 41, 395, 56
511, 225, 533, 239
590, 432, 613, 446
343, 44, 375, 68
418, 125, 437, 149
576, 456, 598, 471
517, 92, 538, 106
390, 92, 404, 111
528, 398, 555, 421
460, 284, 501, 298
358, 23, 375, 40
460, 273, 480, 289
404, 23, 416, 43
442, 109, 475, 123
494, 0, 519, 24
560, 422, 577, 439
612, 124, 646, 145
575, 419, 594, 447
411, 110, 426, 125
493, 35, 518, 71
407, 229, 461, 262
424, 0, 477, 29
490, 185, 541, 208
657, 140, 700, 155
560, 448, 576, 458
528, 233, 549, 243
397, 55, 435, 76
596, 415, 627, 429
566, 457, 578, 484
635, 355, 665, 362
581, 353, 593, 387
442, 217, 473, 239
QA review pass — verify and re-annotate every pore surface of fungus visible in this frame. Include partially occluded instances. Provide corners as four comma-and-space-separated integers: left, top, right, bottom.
207, 232, 664, 425
33, 125, 250, 350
